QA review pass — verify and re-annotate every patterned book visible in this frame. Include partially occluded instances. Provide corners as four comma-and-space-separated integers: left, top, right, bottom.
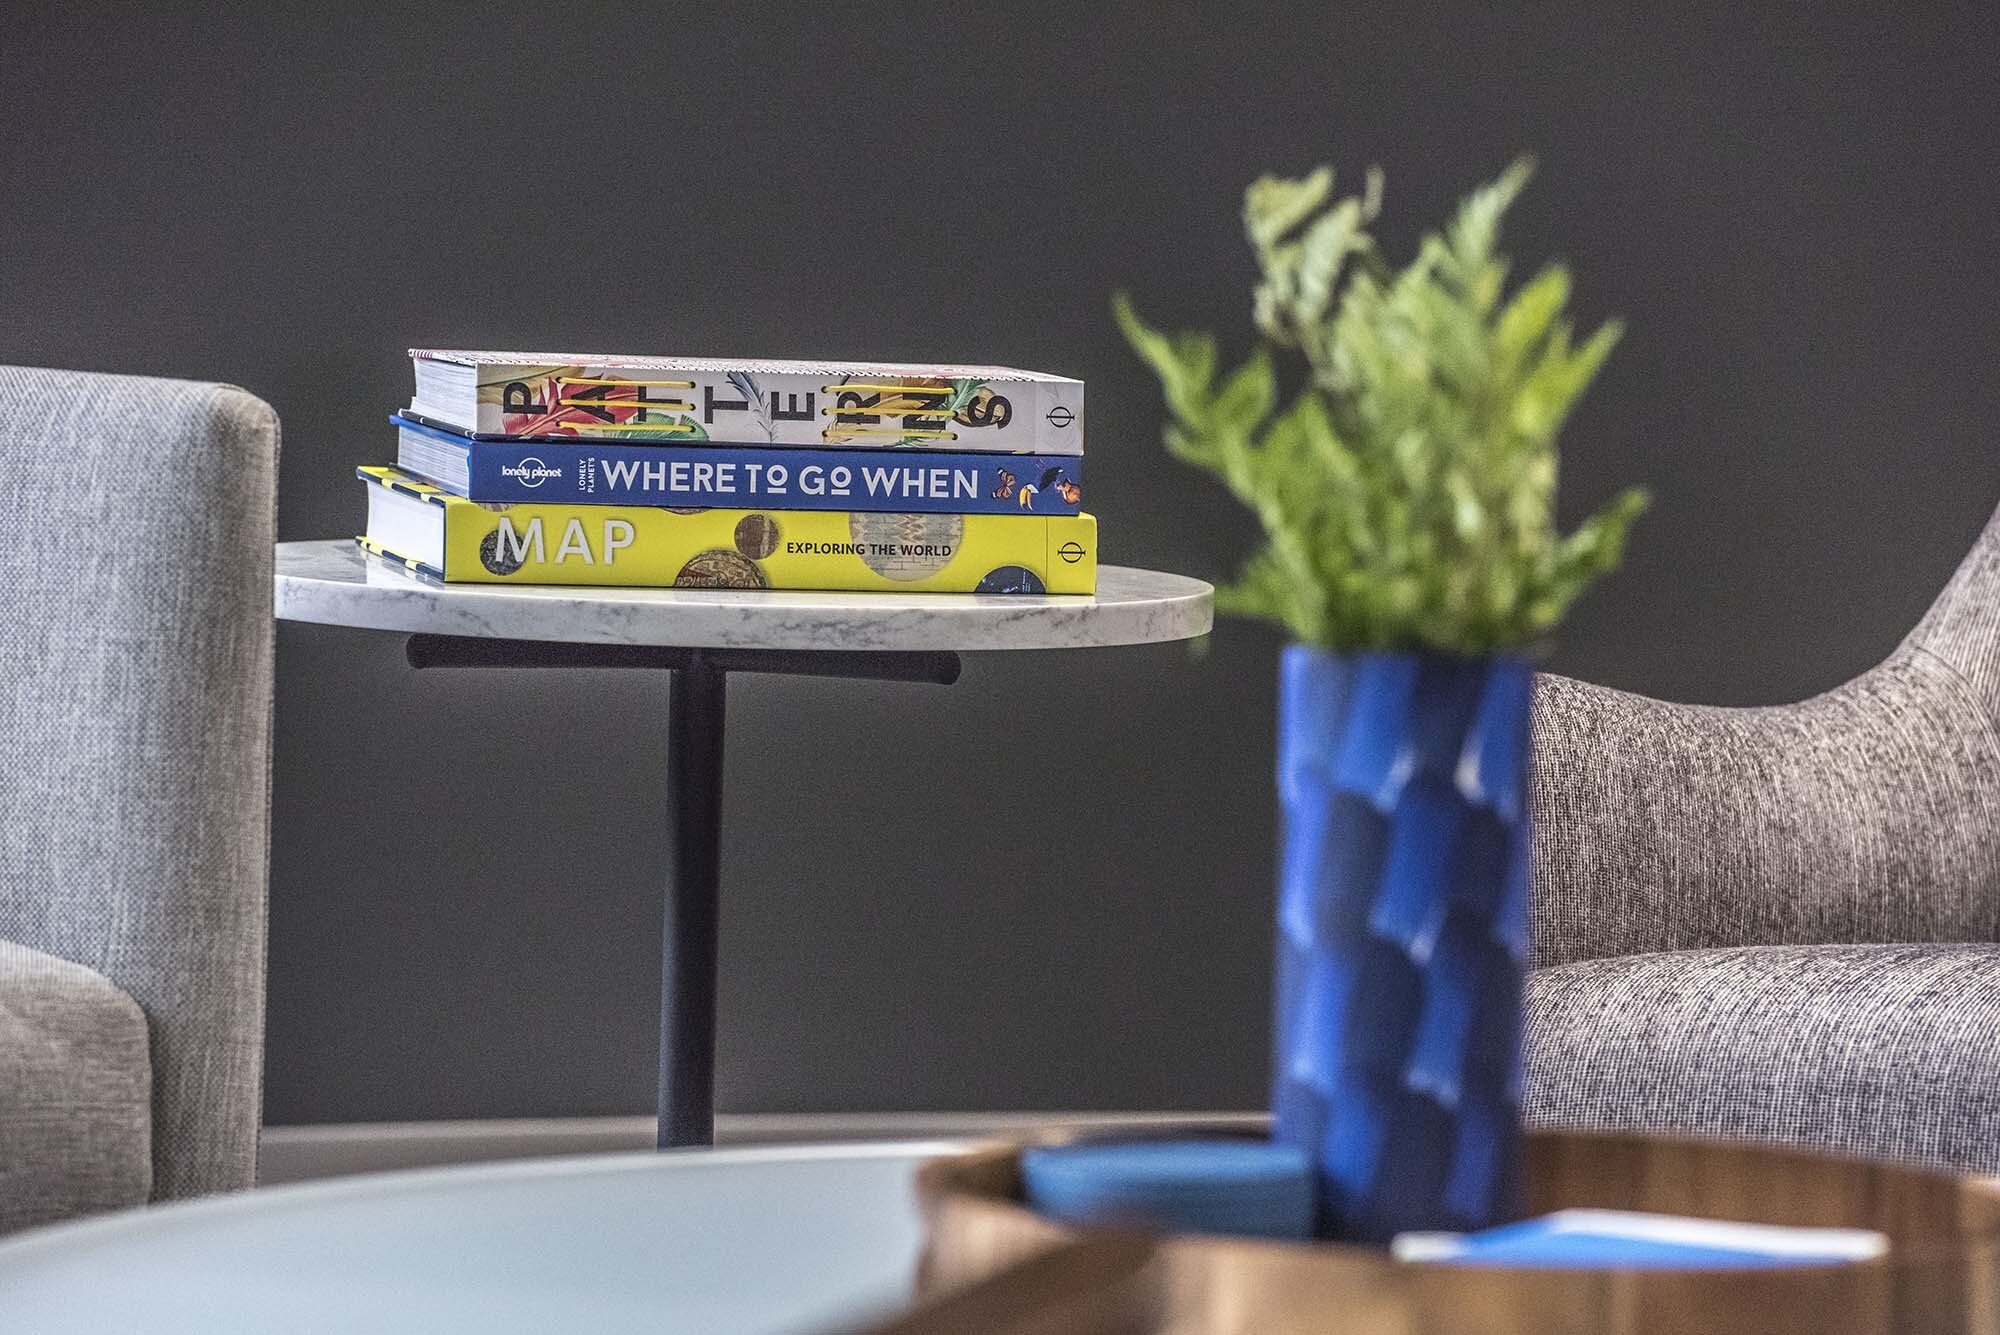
393, 414, 1083, 515
357, 467, 1096, 594
408, 350, 1084, 454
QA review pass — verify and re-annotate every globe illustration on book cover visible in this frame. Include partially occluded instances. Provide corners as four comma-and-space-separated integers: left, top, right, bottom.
850, 513, 963, 581
975, 566, 1046, 595
674, 549, 767, 588
733, 513, 780, 559
478, 527, 527, 576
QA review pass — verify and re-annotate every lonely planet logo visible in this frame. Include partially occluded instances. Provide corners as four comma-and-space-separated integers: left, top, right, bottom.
500, 456, 561, 488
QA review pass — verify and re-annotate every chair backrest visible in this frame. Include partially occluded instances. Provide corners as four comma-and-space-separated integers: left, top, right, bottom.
0, 364, 276, 1201
1531, 498, 2000, 965
1905, 501, 2000, 715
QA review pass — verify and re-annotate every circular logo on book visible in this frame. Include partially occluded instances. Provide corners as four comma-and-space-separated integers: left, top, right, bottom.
501, 455, 554, 488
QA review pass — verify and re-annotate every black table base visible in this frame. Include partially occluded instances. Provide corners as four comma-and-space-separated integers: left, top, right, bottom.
405, 633, 962, 1148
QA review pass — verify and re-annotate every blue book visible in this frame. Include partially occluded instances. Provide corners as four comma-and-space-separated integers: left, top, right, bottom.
1390, 1210, 1886, 1270
391, 413, 1084, 515
1021, 1141, 1315, 1241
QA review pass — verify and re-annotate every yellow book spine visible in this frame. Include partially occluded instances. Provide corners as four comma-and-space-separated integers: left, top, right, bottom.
364, 470, 1097, 593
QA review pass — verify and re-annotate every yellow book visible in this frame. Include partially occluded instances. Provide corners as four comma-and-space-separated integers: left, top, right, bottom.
357, 466, 1097, 594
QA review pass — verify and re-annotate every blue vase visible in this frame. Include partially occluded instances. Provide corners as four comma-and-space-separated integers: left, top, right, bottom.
1270, 645, 1534, 1243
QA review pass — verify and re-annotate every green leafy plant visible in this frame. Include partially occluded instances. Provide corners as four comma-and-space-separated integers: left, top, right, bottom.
1116, 158, 1647, 654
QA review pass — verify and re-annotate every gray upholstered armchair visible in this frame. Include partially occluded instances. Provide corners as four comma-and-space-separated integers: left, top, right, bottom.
1525, 500, 2000, 1172
0, 366, 276, 1233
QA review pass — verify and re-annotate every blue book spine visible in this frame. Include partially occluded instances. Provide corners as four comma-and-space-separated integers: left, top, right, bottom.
394, 414, 1084, 515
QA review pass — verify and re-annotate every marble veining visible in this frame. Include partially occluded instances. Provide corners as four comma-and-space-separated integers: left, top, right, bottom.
274, 540, 1213, 651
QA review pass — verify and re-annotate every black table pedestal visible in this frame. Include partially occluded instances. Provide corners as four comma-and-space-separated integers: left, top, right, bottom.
405, 633, 962, 1148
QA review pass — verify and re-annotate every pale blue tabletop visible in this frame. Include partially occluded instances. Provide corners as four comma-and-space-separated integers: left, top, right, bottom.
0, 1142, 959, 1334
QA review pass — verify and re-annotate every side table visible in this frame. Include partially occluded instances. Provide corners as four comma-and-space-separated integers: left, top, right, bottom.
275, 541, 1213, 1147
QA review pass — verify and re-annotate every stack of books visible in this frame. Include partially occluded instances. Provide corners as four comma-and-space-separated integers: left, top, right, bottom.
357, 351, 1093, 595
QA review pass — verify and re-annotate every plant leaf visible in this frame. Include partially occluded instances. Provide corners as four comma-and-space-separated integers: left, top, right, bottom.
1120, 157, 1645, 653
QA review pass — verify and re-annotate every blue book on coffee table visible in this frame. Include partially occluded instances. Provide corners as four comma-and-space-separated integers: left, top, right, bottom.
1391, 1209, 1887, 1269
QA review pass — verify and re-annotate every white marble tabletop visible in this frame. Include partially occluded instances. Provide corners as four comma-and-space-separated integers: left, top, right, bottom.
275, 539, 1213, 651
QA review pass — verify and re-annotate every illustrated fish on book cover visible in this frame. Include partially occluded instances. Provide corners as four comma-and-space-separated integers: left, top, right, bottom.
408, 351, 1084, 455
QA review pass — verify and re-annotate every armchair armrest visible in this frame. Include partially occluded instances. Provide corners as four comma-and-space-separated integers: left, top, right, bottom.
0, 366, 276, 1203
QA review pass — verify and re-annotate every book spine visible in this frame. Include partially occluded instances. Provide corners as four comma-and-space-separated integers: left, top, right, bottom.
430, 492, 1096, 594
465, 364, 1084, 455
450, 440, 1084, 515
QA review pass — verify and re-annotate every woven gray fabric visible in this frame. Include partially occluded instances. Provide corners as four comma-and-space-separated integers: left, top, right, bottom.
0, 939, 152, 1231
1522, 498, 2000, 1169
1530, 501, 2000, 968
1523, 944, 2000, 1171
0, 365, 275, 1205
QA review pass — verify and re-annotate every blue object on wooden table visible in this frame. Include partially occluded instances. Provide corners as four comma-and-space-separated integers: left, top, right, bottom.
1271, 646, 1534, 1243
1021, 1140, 1315, 1240
1391, 1210, 1889, 1269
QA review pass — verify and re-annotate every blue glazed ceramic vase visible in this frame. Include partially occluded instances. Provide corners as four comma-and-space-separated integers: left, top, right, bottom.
1270, 645, 1534, 1243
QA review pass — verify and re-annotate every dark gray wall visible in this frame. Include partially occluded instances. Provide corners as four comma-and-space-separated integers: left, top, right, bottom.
5, 4, 1997, 1123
